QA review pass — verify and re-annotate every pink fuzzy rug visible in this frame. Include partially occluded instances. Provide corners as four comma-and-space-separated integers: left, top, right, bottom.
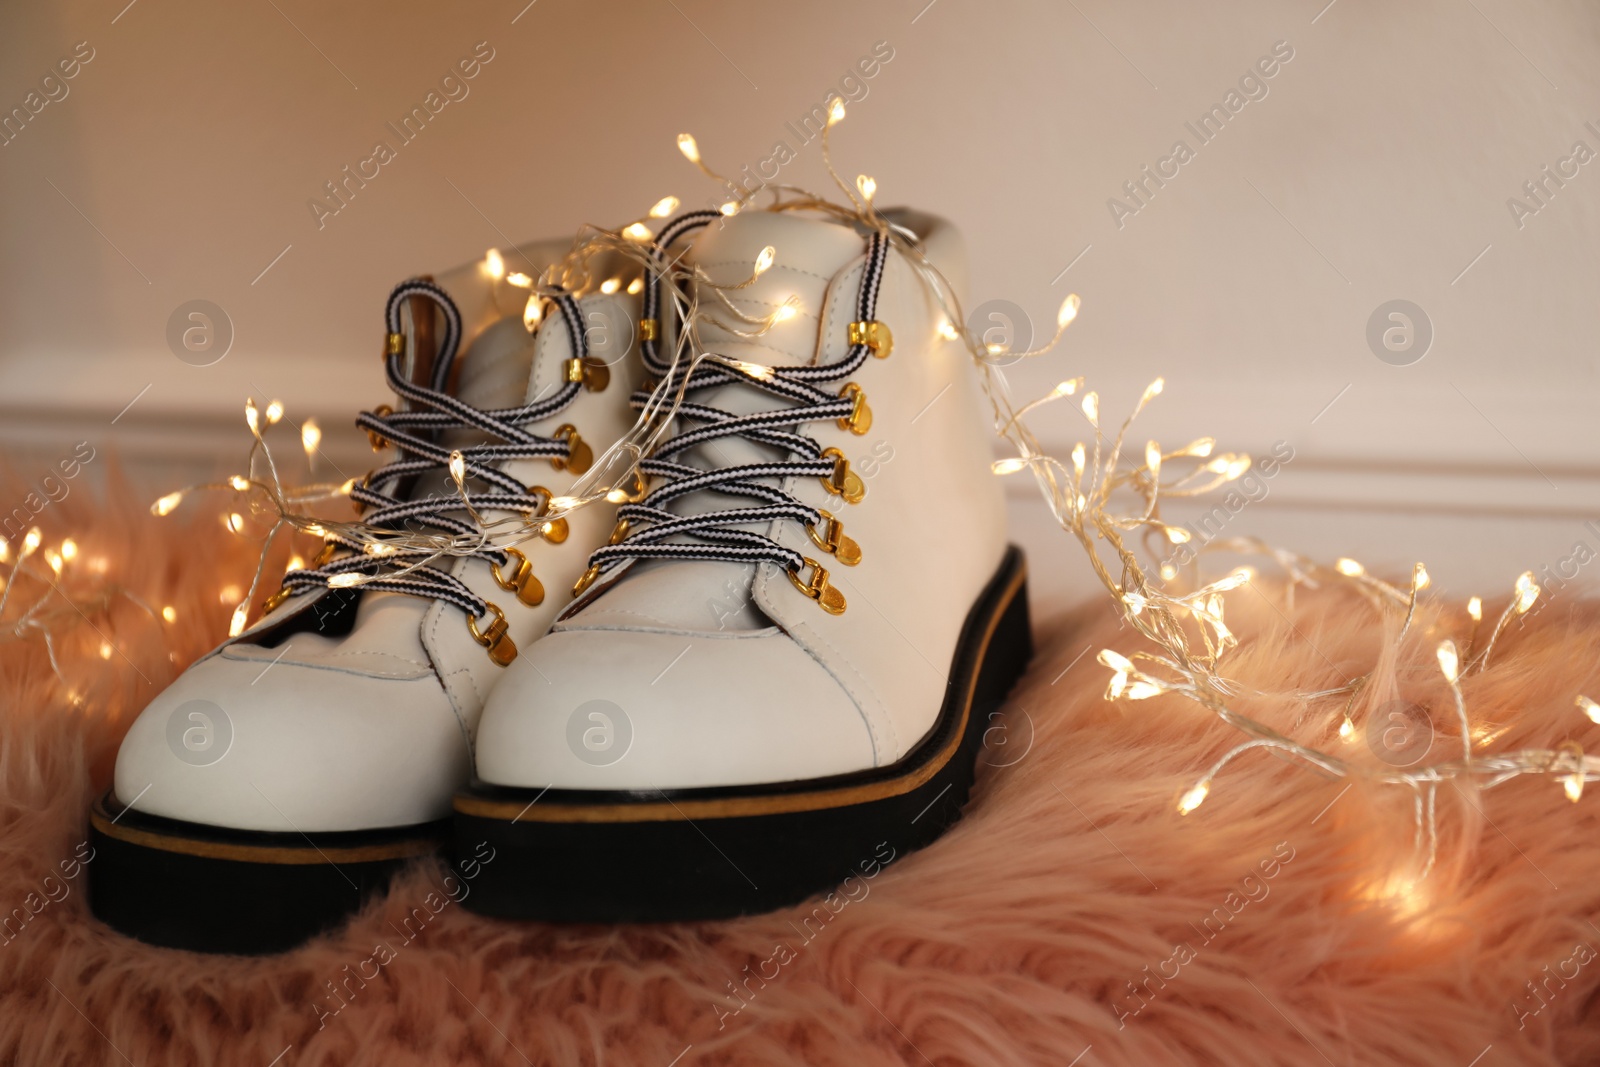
3, 468, 1600, 1066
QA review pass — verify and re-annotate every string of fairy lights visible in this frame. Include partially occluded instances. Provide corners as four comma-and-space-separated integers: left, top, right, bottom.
4, 97, 1594, 898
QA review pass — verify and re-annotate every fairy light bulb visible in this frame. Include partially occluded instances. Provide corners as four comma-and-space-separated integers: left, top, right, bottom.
1177, 780, 1211, 815
937, 319, 959, 341
1565, 774, 1584, 803
229, 475, 250, 491
1051, 378, 1082, 399
1468, 596, 1483, 622
1514, 571, 1539, 613
328, 573, 365, 588
1145, 441, 1162, 478
600, 278, 621, 294
305, 524, 326, 537
754, 246, 776, 276
448, 450, 467, 487
1098, 649, 1134, 673
161, 605, 177, 623
1339, 717, 1355, 740
1335, 558, 1364, 577
649, 195, 680, 218
59, 539, 77, 562
622, 222, 653, 242
245, 398, 260, 434
1579, 695, 1600, 724
1071, 443, 1086, 480
726, 358, 776, 381
287, 554, 305, 572
1183, 437, 1215, 459
339, 478, 357, 495
302, 419, 322, 457
1159, 563, 1178, 581
990, 457, 1028, 476
523, 294, 543, 332
21, 528, 41, 555
1413, 563, 1430, 590
506, 272, 533, 288
1107, 671, 1128, 699
720, 201, 741, 217
856, 174, 877, 204
677, 132, 700, 164
627, 277, 644, 295
1164, 526, 1191, 544
1124, 681, 1163, 700
1436, 640, 1460, 684
827, 98, 846, 125
771, 303, 798, 325
1140, 378, 1165, 406
549, 495, 583, 511
265, 399, 284, 425
364, 542, 396, 558
1081, 392, 1099, 426
228, 602, 250, 638
43, 549, 62, 577
0, 538, 9, 564
223, 513, 245, 534
98, 641, 112, 660
484, 248, 505, 279
1057, 293, 1081, 329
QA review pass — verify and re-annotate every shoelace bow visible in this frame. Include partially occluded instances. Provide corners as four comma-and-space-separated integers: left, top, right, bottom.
277, 279, 587, 621
582, 211, 888, 586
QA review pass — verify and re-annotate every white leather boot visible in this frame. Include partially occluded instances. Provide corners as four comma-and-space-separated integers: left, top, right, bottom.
456, 207, 1032, 921
89, 237, 642, 952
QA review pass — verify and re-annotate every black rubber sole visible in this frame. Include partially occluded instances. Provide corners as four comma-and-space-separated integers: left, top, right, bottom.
453, 545, 1032, 922
87, 794, 446, 954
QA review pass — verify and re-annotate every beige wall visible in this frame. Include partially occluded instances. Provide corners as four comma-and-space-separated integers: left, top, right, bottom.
2, 0, 1597, 600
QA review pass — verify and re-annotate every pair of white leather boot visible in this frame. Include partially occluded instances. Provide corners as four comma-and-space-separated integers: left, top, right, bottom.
88, 206, 1032, 952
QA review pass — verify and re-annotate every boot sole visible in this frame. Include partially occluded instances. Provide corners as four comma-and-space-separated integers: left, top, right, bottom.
87, 794, 446, 953
453, 544, 1032, 922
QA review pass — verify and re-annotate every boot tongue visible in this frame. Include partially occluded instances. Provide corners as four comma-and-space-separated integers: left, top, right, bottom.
671, 211, 868, 486
562, 214, 868, 636
686, 211, 866, 368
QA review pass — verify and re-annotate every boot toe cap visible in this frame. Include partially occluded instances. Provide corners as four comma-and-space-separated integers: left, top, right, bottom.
113, 650, 468, 833
474, 627, 877, 790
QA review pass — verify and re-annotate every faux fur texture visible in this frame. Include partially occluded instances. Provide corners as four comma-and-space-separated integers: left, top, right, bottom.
2, 470, 1599, 1067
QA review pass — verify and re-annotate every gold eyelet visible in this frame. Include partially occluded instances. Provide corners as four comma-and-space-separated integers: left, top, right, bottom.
526, 485, 569, 543
367, 404, 393, 451
262, 588, 292, 615
312, 540, 338, 568
838, 383, 871, 436
787, 557, 847, 615
384, 332, 405, 359
616, 469, 648, 504
849, 320, 892, 359
573, 563, 602, 597
564, 357, 610, 392
490, 547, 545, 607
551, 425, 592, 474
467, 601, 518, 666
818, 447, 865, 504
639, 319, 659, 341
807, 509, 861, 566
606, 518, 631, 545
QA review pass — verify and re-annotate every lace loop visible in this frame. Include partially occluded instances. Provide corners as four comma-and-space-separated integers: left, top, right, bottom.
277, 279, 585, 621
